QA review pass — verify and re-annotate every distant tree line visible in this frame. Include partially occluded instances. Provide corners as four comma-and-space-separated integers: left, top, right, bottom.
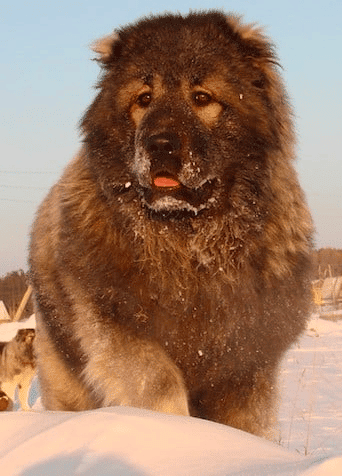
0, 270, 33, 320
312, 248, 342, 279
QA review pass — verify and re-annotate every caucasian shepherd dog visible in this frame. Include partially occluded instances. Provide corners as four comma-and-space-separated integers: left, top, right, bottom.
29, 11, 313, 437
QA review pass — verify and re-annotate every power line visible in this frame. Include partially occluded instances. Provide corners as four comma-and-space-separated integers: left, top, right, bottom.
0, 184, 48, 190
0, 198, 37, 203
0, 171, 58, 175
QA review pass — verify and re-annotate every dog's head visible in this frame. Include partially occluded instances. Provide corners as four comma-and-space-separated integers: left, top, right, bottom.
81, 11, 291, 222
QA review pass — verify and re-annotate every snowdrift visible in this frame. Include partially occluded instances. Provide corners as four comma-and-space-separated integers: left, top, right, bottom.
0, 406, 340, 475
1, 314, 342, 474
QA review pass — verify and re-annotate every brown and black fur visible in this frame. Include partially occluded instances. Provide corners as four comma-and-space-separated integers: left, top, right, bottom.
29, 11, 313, 437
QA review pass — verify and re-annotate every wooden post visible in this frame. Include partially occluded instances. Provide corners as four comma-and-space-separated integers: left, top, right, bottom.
13, 285, 33, 322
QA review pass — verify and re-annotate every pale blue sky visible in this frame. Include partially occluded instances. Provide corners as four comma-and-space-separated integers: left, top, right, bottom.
1, 0, 341, 275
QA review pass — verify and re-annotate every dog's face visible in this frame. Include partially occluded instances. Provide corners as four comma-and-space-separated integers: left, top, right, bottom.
129, 74, 223, 219
82, 13, 283, 222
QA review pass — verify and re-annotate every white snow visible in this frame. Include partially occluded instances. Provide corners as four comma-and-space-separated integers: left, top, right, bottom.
144, 194, 215, 215
278, 314, 342, 457
0, 314, 341, 475
1, 407, 340, 475
0, 314, 36, 342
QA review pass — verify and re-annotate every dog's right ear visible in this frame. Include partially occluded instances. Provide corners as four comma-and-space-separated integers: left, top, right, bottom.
91, 33, 120, 64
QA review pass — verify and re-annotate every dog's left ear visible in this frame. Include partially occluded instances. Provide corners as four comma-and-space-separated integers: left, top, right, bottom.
91, 33, 120, 64
225, 15, 280, 89
226, 15, 275, 61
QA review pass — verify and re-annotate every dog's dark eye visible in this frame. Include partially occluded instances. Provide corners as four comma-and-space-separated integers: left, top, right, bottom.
137, 92, 152, 108
193, 92, 212, 107
252, 79, 265, 89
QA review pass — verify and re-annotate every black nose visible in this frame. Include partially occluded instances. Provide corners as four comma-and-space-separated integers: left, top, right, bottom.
146, 132, 181, 154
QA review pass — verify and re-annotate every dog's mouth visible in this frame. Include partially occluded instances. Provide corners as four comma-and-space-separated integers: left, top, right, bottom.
140, 172, 217, 219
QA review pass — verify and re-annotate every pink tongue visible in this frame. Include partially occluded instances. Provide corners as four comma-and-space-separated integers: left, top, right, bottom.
153, 177, 180, 188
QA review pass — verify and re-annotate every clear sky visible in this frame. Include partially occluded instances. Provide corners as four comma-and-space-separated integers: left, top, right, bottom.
1, 0, 341, 276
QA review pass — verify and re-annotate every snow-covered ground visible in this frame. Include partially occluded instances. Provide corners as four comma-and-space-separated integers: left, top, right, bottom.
278, 313, 342, 457
0, 314, 341, 475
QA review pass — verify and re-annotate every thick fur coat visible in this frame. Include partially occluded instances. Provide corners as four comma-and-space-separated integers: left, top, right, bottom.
29, 11, 313, 437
